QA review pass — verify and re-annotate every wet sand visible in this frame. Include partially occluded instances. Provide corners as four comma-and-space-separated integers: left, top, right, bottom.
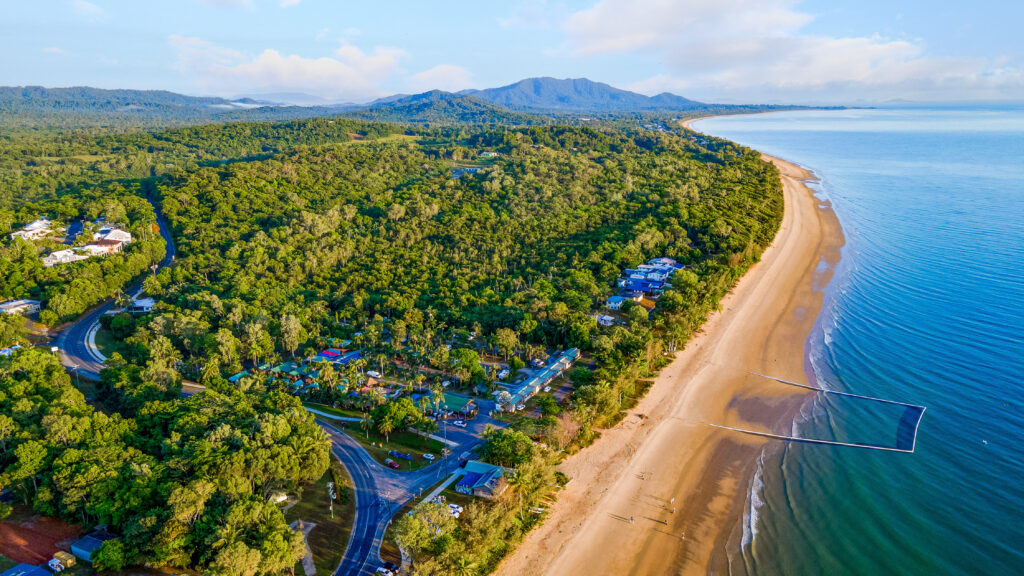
494, 117, 844, 576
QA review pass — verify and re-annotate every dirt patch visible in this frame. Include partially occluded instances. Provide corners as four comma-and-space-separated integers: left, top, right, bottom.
0, 515, 80, 564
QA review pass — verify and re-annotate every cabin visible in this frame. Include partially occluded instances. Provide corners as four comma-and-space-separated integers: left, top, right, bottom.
71, 527, 118, 563
128, 297, 155, 314
455, 461, 508, 499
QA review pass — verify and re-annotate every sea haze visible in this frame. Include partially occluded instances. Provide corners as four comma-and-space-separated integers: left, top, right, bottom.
695, 108, 1024, 575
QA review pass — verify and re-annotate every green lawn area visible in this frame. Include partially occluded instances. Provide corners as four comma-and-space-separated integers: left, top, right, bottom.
302, 402, 365, 420
93, 325, 129, 358
330, 421, 445, 472
285, 458, 357, 576
0, 556, 16, 572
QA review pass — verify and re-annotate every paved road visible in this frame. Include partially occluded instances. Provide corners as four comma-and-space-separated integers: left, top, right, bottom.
321, 420, 465, 576
53, 194, 176, 380
324, 404, 505, 576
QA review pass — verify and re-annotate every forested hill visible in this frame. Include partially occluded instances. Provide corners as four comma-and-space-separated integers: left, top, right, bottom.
464, 77, 705, 112
0, 86, 263, 128
345, 91, 539, 125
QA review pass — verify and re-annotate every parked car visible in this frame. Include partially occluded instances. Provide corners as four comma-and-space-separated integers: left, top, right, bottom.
515, 404, 526, 411
543, 386, 552, 392
423, 453, 436, 461
389, 450, 413, 461
384, 458, 400, 469
376, 567, 394, 576
453, 420, 466, 428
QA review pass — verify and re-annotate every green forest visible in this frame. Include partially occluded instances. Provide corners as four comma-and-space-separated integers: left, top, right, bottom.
0, 114, 782, 575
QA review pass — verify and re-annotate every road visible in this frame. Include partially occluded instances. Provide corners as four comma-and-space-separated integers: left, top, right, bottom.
325, 405, 505, 575
52, 194, 176, 380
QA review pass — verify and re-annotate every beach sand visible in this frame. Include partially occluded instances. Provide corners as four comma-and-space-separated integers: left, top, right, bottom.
494, 119, 844, 576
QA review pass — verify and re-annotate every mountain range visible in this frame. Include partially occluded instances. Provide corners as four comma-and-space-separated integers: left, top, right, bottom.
0, 77, 802, 129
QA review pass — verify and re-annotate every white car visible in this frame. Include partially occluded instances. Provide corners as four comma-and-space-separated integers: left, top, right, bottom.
543, 386, 551, 392
367, 370, 382, 379
423, 453, 436, 461
453, 420, 466, 428
376, 568, 394, 576
515, 404, 526, 411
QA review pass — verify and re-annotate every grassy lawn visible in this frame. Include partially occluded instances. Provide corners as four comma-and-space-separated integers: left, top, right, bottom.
0, 556, 16, 572
93, 325, 129, 358
302, 402, 365, 420
331, 422, 445, 472
285, 458, 357, 576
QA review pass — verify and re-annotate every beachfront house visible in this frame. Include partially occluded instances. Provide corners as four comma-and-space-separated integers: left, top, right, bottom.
456, 461, 508, 499
0, 299, 40, 315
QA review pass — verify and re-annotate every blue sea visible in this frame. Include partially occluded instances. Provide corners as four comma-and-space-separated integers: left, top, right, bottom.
694, 109, 1024, 575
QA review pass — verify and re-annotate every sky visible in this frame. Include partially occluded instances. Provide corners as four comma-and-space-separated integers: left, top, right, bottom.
2, 0, 1023, 105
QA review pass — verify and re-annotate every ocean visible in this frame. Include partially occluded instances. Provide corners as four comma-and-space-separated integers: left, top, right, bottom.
694, 108, 1024, 575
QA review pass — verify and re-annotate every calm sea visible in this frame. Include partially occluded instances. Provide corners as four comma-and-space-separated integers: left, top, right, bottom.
694, 108, 1024, 575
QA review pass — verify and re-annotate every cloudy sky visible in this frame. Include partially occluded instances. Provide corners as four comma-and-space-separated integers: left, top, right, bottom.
2, 0, 1022, 104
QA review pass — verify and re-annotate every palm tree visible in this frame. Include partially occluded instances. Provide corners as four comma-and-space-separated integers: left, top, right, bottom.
452, 556, 477, 576
360, 412, 373, 439
378, 417, 395, 445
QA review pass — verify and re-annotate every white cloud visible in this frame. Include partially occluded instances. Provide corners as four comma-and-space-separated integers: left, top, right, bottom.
565, 0, 1024, 102
169, 35, 406, 101
71, 0, 105, 21
407, 64, 473, 93
43, 47, 67, 55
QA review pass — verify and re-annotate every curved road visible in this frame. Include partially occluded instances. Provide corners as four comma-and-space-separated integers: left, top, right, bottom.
53, 194, 176, 380
321, 420, 470, 576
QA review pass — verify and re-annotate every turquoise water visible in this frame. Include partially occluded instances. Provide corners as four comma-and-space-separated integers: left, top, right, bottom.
694, 109, 1024, 575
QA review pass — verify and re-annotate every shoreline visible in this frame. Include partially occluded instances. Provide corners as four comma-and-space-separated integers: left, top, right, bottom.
494, 114, 844, 575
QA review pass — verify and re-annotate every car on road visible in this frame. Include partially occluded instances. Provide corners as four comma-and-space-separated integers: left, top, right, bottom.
453, 420, 466, 428
382, 561, 400, 574
384, 458, 400, 469
423, 453, 435, 461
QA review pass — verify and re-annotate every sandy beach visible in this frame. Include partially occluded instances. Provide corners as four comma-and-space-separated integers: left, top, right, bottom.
494, 118, 844, 576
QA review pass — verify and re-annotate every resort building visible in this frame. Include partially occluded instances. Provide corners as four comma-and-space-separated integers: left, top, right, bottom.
498, 348, 580, 408
0, 300, 40, 315
42, 249, 89, 267
606, 295, 627, 310
10, 217, 53, 241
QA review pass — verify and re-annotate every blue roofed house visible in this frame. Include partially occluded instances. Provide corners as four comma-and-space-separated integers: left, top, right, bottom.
71, 527, 118, 563
606, 295, 627, 310
0, 564, 50, 576
456, 461, 508, 499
